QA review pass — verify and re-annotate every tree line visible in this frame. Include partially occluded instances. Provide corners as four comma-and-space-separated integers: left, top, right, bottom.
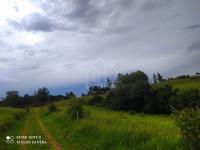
0, 87, 76, 108
85, 71, 200, 114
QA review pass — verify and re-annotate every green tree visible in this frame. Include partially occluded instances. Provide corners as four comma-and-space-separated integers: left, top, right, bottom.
4, 91, 20, 107
153, 73, 157, 83
106, 78, 112, 89
112, 71, 150, 111
66, 91, 76, 99
157, 72, 163, 82
35, 87, 49, 105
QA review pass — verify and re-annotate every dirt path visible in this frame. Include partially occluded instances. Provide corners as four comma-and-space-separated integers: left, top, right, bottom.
20, 114, 29, 150
20, 109, 62, 150
34, 110, 63, 150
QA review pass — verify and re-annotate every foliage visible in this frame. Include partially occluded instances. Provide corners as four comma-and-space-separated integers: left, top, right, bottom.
87, 95, 104, 106
48, 103, 58, 113
173, 89, 200, 110
41, 103, 185, 150
3, 91, 20, 107
0, 107, 25, 132
66, 91, 76, 99
67, 100, 85, 120
173, 108, 200, 150
34, 87, 49, 105
87, 85, 109, 95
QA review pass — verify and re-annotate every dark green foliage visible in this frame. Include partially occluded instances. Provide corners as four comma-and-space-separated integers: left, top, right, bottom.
87, 85, 109, 95
157, 72, 163, 82
153, 73, 157, 83
3, 91, 20, 107
128, 110, 136, 115
34, 87, 49, 105
173, 89, 200, 110
48, 103, 58, 113
67, 100, 85, 120
66, 91, 76, 99
88, 95, 104, 105
173, 108, 200, 150
144, 85, 177, 114
115, 71, 148, 88
108, 71, 151, 111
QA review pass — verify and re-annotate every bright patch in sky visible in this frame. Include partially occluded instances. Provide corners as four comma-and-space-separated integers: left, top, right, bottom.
0, 0, 41, 25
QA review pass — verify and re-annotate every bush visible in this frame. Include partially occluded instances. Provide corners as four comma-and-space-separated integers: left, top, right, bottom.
173, 108, 200, 150
128, 110, 136, 115
48, 103, 58, 113
173, 89, 200, 110
88, 95, 103, 105
67, 100, 85, 120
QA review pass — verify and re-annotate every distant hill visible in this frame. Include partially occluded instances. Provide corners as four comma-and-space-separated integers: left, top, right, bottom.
154, 77, 200, 90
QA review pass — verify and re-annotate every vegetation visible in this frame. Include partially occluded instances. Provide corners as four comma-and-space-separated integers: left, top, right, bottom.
0, 71, 199, 149
173, 108, 200, 150
84, 71, 200, 114
1, 87, 76, 108
0, 107, 25, 132
40, 102, 186, 150
48, 103, 58, 113
154, 78, 200, 90
67, 100, 85, 120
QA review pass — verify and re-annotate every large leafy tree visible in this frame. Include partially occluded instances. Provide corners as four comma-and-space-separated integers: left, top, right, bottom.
111, 71, 151, 111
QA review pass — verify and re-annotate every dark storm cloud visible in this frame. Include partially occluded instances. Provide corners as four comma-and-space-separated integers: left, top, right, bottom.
8, 13, 53, 32
183, 24, 200, 30
141, 0, 173, 12
8, 12, 75, 32
65, 0, 134, 28
188, 42, 200, 53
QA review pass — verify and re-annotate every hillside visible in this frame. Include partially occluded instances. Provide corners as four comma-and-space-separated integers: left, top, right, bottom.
154, 77, 200, 90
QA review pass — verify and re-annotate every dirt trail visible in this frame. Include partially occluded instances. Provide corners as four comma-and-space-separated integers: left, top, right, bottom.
20, 109, 62, 150
34, 110, 63, 150
20, 114, 29, 150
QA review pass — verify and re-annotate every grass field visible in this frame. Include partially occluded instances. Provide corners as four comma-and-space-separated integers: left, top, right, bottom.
154, 78, 200, 90
0, 107, 26, 150
0, 102, 189, 150
39, 101, 189, 150
0, 107, 25, 132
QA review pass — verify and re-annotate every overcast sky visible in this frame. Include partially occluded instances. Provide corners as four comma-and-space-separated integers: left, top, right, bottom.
0, 0, 200, 96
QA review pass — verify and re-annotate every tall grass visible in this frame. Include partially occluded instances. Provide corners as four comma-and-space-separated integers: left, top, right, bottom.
40, 103, 187, 150
154, 78, 200, 90
0, 107, 25, 132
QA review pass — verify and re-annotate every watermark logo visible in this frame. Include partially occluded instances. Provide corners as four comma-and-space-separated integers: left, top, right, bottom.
80, 57, 119, 89
6, 136, 14, 144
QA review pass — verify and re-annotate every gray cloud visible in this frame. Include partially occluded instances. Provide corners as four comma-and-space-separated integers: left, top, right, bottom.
183, 24, 200, 30
8, 12, 75, 32
188, 42, 200, 53
0, 57, 14, 62
64, 0, 134, 30
8, 13, 54, 32
141, 0, 173, 12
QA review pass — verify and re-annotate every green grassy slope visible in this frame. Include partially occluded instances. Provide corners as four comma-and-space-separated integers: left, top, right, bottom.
154, 78, 200, 90
39, 101, 187, 150
0, 107, 26, 150
0, 107, 25, 132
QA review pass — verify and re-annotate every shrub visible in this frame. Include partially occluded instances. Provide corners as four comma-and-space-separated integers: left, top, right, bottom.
173, 108, 200, 150
67, 100, 85, 120
48, 103, 58, 113
88, 95, 103, 105
128, 110, 136, 115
